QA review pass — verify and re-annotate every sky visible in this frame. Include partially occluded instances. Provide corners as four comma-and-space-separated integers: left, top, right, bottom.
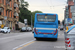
25, 0, 67, 21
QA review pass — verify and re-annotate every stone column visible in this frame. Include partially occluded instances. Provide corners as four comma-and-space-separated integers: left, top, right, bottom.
10, 21, 11, 28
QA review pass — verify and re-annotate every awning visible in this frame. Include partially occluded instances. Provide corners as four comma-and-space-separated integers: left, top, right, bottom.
14, 12, 19, 16
14, 3, 18, 7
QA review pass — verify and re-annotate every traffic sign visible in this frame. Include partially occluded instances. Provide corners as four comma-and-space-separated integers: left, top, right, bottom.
65, 18, 73, 24
24, 19, 28, 25
24, 19, 27, 22
67, 18, 71, 22
67, 18, 73, 24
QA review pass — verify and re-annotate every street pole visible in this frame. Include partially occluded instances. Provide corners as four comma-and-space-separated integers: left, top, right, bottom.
31, 15, 32, 28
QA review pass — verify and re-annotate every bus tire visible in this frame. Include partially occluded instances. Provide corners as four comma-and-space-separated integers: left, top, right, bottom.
55, 38, 57, 41
36, 38, 39, 40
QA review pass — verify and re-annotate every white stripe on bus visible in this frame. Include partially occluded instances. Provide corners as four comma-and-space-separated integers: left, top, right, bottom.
36, 28, 57, 30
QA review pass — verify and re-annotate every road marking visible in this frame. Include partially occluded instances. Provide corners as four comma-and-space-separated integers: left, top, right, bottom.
13, 39, 64, 50
13, 39, 35, 50
0, 33, 32, 40
36, 28, 57, 30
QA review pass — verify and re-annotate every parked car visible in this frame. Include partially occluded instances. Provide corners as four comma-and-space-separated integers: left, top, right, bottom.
0, 27, 10, 33
60, 25, 64, 30
27, 27, 32, 31
20, 27, 27, 32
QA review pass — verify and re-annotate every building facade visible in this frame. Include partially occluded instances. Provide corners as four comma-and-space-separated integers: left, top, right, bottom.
65, 6, 69, 19
70, 0, 75, 24
0, 0, 20, 30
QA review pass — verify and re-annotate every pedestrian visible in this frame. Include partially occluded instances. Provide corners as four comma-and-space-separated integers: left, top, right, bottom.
13, 26, 14, 30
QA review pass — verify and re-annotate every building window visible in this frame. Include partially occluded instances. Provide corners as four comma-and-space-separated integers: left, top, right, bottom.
17, 0, 19, 2
14, 16, 16, 18
14, 7, 16, 9
6, 10, 7, 16
11, 1, 12, 7
11, 22, 12, 28
8, 11, 10, 17
0, 12, 1, 15
3, 9, 4, 15
11, 12, 12, 18
2, 0, 4, 4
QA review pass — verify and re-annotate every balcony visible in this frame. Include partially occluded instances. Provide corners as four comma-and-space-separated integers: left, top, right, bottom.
14, 12, 19, 16
17, 10, 20, 13
0, 3, 4, 8
7, 17, 13, 21
0, 15, 4, 20
14, 3, 18, 7
6, 5, 12, 11
14, 18, 17, 22
14, 0, 17, 3
6, 0, 11, 4
14, 9, 20, 13
14, 9, 17, 12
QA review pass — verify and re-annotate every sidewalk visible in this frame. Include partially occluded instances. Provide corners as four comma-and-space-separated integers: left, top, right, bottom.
11, 30, 20, 33
0, 30, 20, 35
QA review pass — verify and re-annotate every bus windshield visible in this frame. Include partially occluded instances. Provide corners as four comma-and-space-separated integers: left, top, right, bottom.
37, 15, 56, 22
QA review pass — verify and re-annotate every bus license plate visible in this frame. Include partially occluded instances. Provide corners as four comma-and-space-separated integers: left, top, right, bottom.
44, 34, 48, 35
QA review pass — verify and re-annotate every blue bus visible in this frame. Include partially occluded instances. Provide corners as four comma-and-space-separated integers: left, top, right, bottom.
34, 13, 58, 40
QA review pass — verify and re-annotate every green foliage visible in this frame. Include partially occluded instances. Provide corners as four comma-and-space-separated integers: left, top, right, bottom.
19, 1, 31, 25
20, 0, 29, 8
32, 11, 43, 25
10, 27, 12, 29
19, 1, 43, 25
19, 8, 31, 25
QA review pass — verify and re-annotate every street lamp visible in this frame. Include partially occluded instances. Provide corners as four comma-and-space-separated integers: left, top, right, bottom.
31, 15, 32, 28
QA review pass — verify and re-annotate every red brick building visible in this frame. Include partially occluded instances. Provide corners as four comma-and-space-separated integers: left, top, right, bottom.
0, 0, 20, 30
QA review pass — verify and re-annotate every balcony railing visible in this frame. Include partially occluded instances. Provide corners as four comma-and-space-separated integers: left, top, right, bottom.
0, 15, 4, 20
6, 0, 11, 4
14, 18, 17, 22
14, 3, 18, 7
6, 5, 12, 11
0, 3, 4, 8
7, 17, 13, 21
14, 12, 19, 16
17, 10, 20, 13
14, 9, 20, 13
14, 9, 17, 12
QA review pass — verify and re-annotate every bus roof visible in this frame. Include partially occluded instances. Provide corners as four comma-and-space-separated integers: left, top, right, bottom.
35, 13, 58, 15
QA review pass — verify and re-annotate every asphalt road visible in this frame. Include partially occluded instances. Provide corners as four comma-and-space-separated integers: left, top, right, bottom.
0, 30, 65, 50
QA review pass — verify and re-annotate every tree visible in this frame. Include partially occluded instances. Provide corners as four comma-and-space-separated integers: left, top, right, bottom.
19, 8, 31, 25
19, 1, 31, 25
31, 11, 43, 25
19, 1, 43, 26
20, 0, 29, 8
